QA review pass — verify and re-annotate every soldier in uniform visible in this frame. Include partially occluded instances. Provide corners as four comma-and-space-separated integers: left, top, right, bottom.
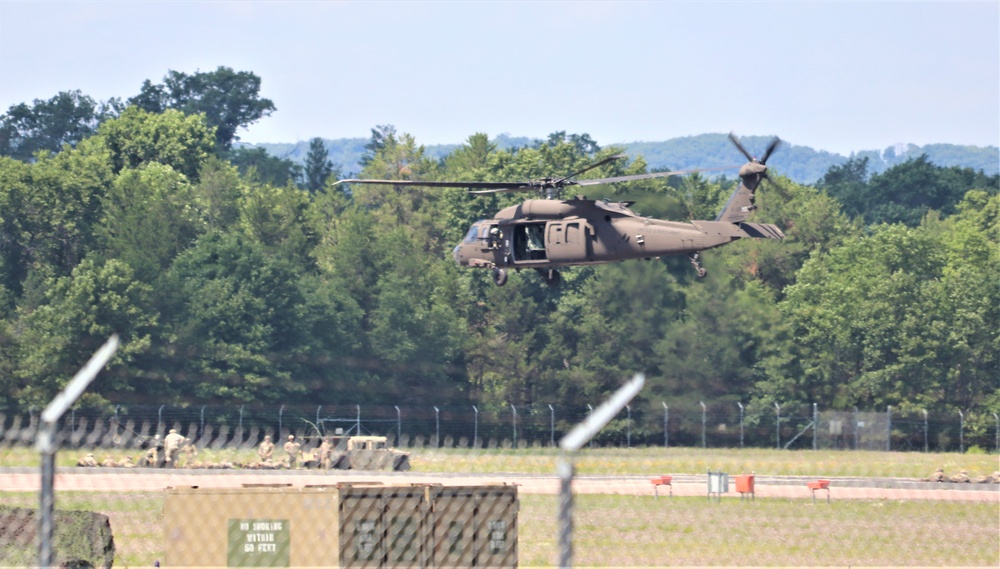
100, 455, 117, 468
180, 438, 198, 466
163, 429, 185, 468
116, 456, 135, 468
928, 467, 945, 482
283, 435, 301, 469
318, 437, 333, 469
76, 453, 97, 467
949, 469, 970, 483
258, 435, 275, 462
140, 436, 159, 467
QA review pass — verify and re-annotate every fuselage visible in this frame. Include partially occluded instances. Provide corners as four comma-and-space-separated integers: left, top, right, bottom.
451, 198, 735, 270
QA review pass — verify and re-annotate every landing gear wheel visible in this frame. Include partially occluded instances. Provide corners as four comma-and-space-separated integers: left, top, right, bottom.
545, 269, 561, 288
688, 253, 707, 279
492, 267, 508, 286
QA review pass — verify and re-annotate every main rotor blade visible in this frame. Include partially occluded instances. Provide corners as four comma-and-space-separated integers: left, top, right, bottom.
335, 178, 529, 190
729, 132, 754, 162
574, 165, 740, 186
553, 154, 627, 185
760, 137, 781, 165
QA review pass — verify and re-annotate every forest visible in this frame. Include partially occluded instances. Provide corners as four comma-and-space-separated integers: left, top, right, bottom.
0, 67, 997, 437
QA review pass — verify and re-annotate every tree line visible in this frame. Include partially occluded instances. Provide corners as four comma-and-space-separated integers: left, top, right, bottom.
1, 67, 997, 440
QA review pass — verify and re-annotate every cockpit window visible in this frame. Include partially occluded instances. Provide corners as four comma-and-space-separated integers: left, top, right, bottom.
463, 224, 480, 243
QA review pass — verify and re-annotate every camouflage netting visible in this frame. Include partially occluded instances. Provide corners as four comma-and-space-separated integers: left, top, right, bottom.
0, 507, 115, 568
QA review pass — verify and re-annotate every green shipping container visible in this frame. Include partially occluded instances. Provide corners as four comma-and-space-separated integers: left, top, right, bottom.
163, 483, 517, 568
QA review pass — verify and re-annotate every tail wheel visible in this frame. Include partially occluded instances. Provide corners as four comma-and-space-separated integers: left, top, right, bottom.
493, 267, 508, 286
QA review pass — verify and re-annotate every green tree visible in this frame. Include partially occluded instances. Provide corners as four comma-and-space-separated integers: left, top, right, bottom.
98, 107, 215, 181
237, 180, 316, 266
0, 90, 122, 161
359, 124, 396, 167
12, 258, 157, 407
821, 154, 999, 226
226, 146, 302, 187
759, 214, 998, 413
162, 232, 307, 402
817, 155, 870, 220
96, 163, 206, 283
304, 137, 335, 192
128, 66, 276, 151
0, 137, 115, 297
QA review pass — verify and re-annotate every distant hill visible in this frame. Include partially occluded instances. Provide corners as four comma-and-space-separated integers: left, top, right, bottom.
250, 134, 999, 184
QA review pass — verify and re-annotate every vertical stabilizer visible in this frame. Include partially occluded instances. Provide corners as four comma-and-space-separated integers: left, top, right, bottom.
715, 134, 778, 223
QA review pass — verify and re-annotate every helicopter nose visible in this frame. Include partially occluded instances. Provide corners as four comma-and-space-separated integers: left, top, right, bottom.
452, 245, 462, 265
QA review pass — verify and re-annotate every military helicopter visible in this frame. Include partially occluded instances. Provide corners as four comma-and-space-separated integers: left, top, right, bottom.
337, 134, 784, 287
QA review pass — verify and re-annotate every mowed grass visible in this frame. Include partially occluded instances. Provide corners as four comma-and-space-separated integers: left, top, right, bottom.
2, 491, 997, 567
414, 446, 999, 479
520, 494, 999, 567
2, 445, 998, 479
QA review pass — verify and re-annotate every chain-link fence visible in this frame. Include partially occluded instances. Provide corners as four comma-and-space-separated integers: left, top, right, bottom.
4, 401, 998, 453
2, 415, 999, 567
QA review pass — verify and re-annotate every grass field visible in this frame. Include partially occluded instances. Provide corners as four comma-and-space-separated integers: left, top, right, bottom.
1, 490, 997, 567
2, 447, 998, 566
3, 445, 998, 479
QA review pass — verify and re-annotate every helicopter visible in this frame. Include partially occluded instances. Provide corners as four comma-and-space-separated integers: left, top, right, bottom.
336, 134, 784, 287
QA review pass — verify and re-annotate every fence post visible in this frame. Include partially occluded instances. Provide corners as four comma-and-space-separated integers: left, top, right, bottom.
853, 406, 859, 450
511, 404, 518, 448
356, 405, 361, 436
434, 406, 440, 448
923, 409, 928, 453
157, 404, 165, 436
35, 335, 117, 569
737, 402, 744, 449
699, 401, 706, 448
626, 404, 632, 448
557, 374, 644, 569
548, 404, 555, 447
813, 403, 818, 451
994, 412, 999, 454
394, 406, 401, 446
587, 404, 593, 448
958, 409, 964, 453
775, 403, 781, 450
662, 402, 669, 449
472, 405, 479, 449
886, 405, 892, 452
277, 405, 283, 439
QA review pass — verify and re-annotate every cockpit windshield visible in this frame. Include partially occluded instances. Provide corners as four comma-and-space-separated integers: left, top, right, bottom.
463, 224, 480, 243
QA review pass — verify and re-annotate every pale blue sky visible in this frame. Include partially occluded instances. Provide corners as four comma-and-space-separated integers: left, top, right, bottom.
1, 1, 997, 155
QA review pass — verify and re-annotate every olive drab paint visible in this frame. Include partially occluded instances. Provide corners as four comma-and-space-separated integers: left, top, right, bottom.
163, 483, 518, 568
336, 134, 784, 287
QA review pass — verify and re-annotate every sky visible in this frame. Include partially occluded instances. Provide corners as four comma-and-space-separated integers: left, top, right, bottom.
1, 1, 997, 156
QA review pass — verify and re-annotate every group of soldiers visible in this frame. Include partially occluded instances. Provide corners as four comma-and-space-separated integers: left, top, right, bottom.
250, 434, 339, 469
74, 431, 323, 470
75, 428, 197, 468
925, 467, 1000, 484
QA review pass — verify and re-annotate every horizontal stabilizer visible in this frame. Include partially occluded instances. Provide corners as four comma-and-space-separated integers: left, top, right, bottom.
692, 220, 785, 240
738, 222, 785, 239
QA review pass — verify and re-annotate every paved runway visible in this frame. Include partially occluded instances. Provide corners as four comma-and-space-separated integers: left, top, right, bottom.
2, 468, 997, 502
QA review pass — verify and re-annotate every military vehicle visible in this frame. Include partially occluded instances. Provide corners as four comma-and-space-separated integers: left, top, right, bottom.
302, 435, 411, 471
343, 435, 411, 471
337, 133, 784, 286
